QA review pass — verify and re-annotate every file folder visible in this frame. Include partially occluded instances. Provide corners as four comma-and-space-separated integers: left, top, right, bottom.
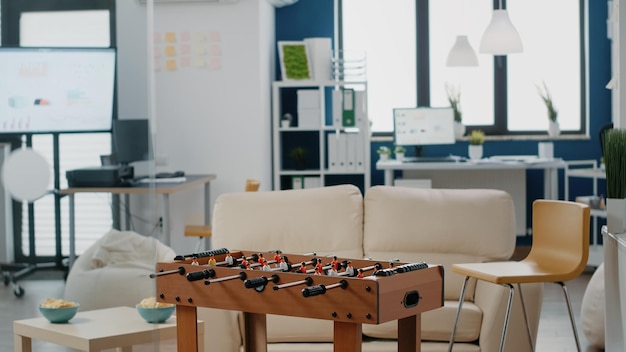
342, 88, 355, 127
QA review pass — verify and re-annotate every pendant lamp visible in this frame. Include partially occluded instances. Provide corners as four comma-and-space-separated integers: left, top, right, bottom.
479, 2, 523, 55
446, 35, 478, 67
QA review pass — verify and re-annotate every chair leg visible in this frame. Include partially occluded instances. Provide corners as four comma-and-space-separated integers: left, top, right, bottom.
499, 284, 515, 352
517, 283, 535, 351
448, 276, 470, 352
193, 236, 204, 253
556, 282, 582, 352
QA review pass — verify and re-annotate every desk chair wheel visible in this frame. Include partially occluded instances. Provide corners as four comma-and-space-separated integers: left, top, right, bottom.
3, 272, 10, 286
13, 283, 25, 297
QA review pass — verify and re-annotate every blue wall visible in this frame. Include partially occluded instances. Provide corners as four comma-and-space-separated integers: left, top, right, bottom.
275, 0, 612, 232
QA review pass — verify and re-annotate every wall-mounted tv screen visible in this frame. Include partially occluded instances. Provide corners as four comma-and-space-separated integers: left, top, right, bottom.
0, 47, 116, 134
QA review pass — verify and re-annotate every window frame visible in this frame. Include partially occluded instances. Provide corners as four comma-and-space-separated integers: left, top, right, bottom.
0, 0, 116, 265
338, 0, 588, 137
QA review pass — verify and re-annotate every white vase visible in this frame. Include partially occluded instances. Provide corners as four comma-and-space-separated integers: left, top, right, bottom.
454, 122, 466, 139
548, 120, 560, 138
379, 154, 389, 161
395, 152, 405, 162
468, 145, 483, 160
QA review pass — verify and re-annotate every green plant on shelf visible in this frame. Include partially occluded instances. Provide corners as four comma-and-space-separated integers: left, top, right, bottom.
289, 146, 308, 170
603, 128, 626, 198
468, 130, 485, 145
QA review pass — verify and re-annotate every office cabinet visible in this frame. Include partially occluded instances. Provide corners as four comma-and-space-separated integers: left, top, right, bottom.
564, 160, 606, 266
271, 80, 370, 191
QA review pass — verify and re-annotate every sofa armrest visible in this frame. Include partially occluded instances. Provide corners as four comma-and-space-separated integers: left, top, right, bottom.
473, 280, 543, 351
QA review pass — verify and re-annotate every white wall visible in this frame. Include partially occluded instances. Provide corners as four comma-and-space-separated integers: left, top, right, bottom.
116, 0, 275, 254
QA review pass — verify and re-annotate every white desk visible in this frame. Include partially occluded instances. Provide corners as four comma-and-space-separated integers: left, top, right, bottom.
13, 306, 204, 352
58, 174, 216, 268
377, 158, 567, 235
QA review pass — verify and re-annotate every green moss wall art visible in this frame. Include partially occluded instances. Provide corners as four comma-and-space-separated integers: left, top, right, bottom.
278, 41, 312, 80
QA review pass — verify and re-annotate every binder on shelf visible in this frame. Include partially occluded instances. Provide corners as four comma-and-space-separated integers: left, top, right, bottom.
292, 176, 304, 189
303, 176, 322, 189
336, 132, 347, 171
327, 133, 339, 171
297, 89, 321, 128
354, 90, 367, 129
332, 89, 343, 128
342, 88, 355, 127
346, 132, 357, 171
354, 131, 366, 172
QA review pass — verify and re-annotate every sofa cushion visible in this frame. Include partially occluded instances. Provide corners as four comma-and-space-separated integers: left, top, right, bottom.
212, 184, 364, 258
212, 184, 365, 343
363, 186, 516, 300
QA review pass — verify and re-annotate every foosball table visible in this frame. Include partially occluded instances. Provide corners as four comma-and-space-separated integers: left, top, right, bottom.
152, 248, 444, 352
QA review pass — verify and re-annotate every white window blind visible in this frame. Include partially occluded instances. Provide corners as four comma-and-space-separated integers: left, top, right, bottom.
19, 10, 113, 257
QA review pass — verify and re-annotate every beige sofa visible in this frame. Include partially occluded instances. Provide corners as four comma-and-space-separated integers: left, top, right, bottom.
199, 184, 543, 352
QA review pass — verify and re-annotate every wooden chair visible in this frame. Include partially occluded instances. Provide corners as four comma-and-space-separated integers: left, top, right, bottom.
184, 179, 260, 252
448, 199, 590, 352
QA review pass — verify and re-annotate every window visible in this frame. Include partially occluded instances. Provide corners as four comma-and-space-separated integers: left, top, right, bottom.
340, 0, 586, 135
1, 1, 116, 261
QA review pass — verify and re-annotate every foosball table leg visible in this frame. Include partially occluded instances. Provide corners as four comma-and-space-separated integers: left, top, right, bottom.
333, 321, 362, 352
176, 305, 199, 352
243, 312, 267, 352
398, 314, 421, 352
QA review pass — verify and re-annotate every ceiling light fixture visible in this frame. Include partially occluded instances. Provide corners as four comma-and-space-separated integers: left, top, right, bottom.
479, 0, 523, 55
446, 35, 478, 67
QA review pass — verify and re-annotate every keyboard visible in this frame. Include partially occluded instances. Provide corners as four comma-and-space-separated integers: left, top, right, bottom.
402, 156, 465, 163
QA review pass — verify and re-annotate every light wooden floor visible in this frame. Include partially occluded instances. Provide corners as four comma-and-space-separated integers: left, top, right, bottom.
1, 268, 604, 352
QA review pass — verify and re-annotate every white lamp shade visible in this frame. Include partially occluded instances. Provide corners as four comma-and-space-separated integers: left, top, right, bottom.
446, 35, 478, 67
479, 9, 523, 55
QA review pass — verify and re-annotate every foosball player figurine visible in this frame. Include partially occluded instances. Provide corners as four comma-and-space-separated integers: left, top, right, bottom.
279, 257, 289, 271
315, 258, 323, 273
240, 256, 249, 269
273, 251, 281, 266
388, 261, 395, 269
357, 268, 364, 278
191, 257, 200, 266
345, 261, 355, 276
330, 256, 339, 270
225, 253, 234, 266
314, 265, 324, 275
261, 262, 271, 272
328, 263, 338, 276
208, 255, 217, 266
298, 262, 307, 273
257, 253, 266, 266
245, 263, 253, 270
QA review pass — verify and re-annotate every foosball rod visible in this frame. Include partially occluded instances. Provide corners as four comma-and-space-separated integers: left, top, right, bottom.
149, 266, 185, 278
204, 271, 247, 286
273, 276, 313, 290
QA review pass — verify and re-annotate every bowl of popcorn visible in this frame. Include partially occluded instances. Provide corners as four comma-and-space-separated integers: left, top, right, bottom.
39, 298, 79, 323
136, 297, 175, 323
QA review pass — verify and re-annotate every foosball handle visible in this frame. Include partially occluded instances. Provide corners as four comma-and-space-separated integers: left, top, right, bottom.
186, 269, 216, 282
302, 284, 326, 297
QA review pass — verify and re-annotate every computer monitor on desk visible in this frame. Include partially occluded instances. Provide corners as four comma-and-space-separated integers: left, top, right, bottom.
393, 107, 456, 162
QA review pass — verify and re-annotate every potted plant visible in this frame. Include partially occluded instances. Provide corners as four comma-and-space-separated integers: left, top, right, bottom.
468, 129, 485, 160
289, 146, 308, 170
281, 113, 293, 128
446, 83, 465, 139
603, 128, 626, 233
377, 146, 391, 161
537, 81, 559, 137
394, 145, 406, 161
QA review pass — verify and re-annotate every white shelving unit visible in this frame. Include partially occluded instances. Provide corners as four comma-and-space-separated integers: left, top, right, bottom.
271, 80, 370, 191
564, 159, 606, 266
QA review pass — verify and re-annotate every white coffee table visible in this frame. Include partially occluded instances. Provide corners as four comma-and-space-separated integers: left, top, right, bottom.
13, 306, 204, 352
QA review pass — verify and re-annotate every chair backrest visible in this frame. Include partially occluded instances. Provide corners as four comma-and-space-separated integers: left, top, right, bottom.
526, 199, 590, 281
245, 179, 260, 192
